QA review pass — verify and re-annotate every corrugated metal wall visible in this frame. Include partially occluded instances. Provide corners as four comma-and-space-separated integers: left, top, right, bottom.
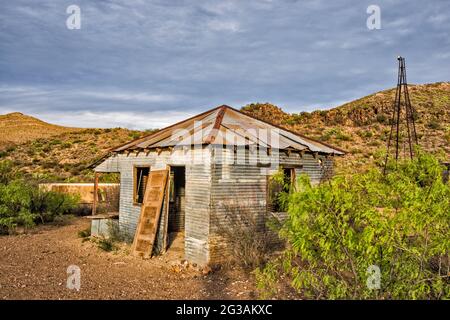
95, 148, 212, 265
208, 147, 333, 262
96, 146, 334, 265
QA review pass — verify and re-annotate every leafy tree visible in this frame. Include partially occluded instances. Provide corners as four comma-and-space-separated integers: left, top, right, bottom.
0, 160, 18, 185
256, 152, 449, 299
0, 160, 79, 234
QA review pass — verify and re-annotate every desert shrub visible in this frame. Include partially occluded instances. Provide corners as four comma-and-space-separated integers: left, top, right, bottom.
78, 227, 91, 238
368, 140, 381, 147
49, 139, 62, 146
6, 146, 16, 153
445, 127, 450, 143
0, 161, 79, 234
42, 161, 58, 169
426, 120, 441, 130
41, 145, 52, 153
100, 172, 120, 183
256, 152, 449, 299
357, 129, 373, 139
335, 131, 352, 141
92, 129, 102, 135
213, 203, 275, 270
61, 142, 72, 149
350, 148, 362, 155
28, 187, 79, 223
0, 180, 36, 233
128, 131, 141, 139
0, 160, 18, 185
107, 220, 132, 242
97, 237, 116, 252
69, 166, 82, 176
319, 129, 336, 141
320, 128, 352, 142
267, 169, 292, 213
376, 114, 388, 124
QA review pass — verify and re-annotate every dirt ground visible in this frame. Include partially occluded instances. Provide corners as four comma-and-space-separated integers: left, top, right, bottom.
0, 217, 257, 300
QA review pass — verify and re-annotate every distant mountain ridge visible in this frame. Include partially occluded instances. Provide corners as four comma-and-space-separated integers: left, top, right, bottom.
0, 112, 80, 150
0, 112, 146, 182
1, 82, 448, 180
241, 82, 450, 173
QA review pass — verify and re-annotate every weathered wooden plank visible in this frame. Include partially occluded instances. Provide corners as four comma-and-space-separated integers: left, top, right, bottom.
132, 169, 169, 258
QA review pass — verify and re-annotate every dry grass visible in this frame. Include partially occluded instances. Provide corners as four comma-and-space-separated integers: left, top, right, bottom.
1, 82, 448, 180
0, 112, 81, 149
242, 82, 450, 174
0, 114, 150, 181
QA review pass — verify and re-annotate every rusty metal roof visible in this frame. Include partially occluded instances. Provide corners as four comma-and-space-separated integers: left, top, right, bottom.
112, 105, 345, 155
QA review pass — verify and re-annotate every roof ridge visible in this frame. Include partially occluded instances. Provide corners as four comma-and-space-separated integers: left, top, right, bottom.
203, 105, 227, 144
226, 106, 346, 154
108, 104, 345, 155
111, 105, 224, 152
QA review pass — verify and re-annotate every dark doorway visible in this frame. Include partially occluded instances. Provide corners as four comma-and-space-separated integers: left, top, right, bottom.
167, 166, 186, 253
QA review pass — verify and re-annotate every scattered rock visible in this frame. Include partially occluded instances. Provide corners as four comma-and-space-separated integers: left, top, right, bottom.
201, 266, 212, 275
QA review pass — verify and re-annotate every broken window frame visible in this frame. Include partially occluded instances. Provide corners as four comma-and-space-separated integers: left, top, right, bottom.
267, 166, 298, 213
133, 165, 150, 205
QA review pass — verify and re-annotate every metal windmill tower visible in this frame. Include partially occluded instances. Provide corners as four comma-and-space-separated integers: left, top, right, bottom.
383, 56, 419, 174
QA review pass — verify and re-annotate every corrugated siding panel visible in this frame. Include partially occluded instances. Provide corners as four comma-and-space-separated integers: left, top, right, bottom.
95, 149, 212, 265
184, 162, 211, 265
95, 146, 335, 264
208, 147, 333, 262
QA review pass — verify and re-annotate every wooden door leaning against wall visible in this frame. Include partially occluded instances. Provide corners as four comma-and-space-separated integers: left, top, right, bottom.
132, 169, 169, 258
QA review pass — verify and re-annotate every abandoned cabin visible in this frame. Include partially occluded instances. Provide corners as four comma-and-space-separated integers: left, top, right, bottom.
92, 105, 344, 265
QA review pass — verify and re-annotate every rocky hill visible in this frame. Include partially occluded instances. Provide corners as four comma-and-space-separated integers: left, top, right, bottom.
0, 112, 81, 150
0, 119, 149, 182
242, 82, 450, 173
1, 82, 448, 180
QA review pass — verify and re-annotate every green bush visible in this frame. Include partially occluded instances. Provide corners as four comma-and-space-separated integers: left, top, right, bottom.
128, 131, 142, 139
97, 237, 116, 252
78, 227, 91, 238
357, 129, 373, 139
426, 120, 441, 130
256, 152, 449, 299
320, 128, 352, 142
376, 114, 387, 124
0, 160, 18, 185
0, 160, 79, 234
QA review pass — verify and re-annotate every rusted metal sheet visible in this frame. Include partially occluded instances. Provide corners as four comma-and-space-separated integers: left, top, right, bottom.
93, 105, 344, 265
110, 105, 344, 155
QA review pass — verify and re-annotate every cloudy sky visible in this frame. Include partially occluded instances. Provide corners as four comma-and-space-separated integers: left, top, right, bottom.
0, 0, 449, 129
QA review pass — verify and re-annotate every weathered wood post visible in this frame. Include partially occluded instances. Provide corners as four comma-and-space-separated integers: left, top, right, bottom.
92, 172, 99, 215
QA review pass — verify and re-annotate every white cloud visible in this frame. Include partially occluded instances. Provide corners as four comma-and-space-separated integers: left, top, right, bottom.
207, 20, 241, 32
428, 14, 448, 26
80, 91, 181, 103
38, 110, 193, 130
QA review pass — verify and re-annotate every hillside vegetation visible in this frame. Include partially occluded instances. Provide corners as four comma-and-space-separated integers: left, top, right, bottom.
242, 82, 450, 173
1, 127, 147, 182
256, 152, 449, 299
0, 112, 81, 150
0, 82, 448, 180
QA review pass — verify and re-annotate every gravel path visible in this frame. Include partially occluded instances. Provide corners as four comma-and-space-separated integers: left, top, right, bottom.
0, 217, 256, 300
